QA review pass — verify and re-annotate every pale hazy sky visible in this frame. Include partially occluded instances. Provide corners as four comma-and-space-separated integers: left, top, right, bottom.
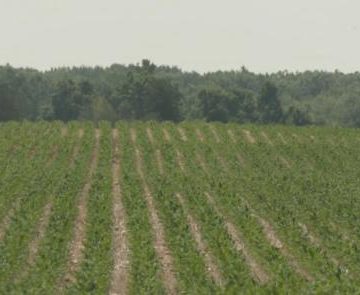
1, 0, 360, 73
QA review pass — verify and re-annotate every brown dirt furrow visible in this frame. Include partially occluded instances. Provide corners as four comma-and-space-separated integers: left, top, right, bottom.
162, 128, 171, 143
298, 222, 349, 274
279, 156, 291, 169
78, 128, 84, 139
177, 127, 187, 141
298, 222, 351, 276
298, 223, 322, 249
195, 128, 205, 142
62, 129, 101, 286
46, 145, 59, 168
61, 127, 68, 137
196, 153, 209, 174
227, 130, 236, 143
146, 127, 155, 145
155, 150, 165, 175
110, 129, 129, 295
27, 202, 53, 266
69, 129, 85, 169
329, 222, 353, 244
277, 133, 287, 145
254, 215, 314, 282
260, 131, 273, 146
209, 125, 220, 143
135, 148, 177, 294
236, 153, 246, 167
176, 193, 224, 287
175, 149, 186, 173
242, 130, 256, 144
23, 131, 85, 278
0, 200, 20, 241
216, 154, 228, 171
205, 192, 270, 285
28, 147, 37, 160
130, 128, 137, 144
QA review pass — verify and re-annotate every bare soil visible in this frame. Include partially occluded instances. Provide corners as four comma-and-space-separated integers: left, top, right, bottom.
195, 129, 205, 142
62, 129, 100, 285
155, 150, 165, 175
109, 129, 129, 295
236, 153, 246, 167
0, 201, 19, 241
175, 149, 186, 173
242, 130, 256, 144
279, 156, 291, 169
61, 127, 68, 137
130, 128, 137, 144
196, 153, 209, 174
21, 132, 85, 281
177, 127, 187, 142
205, 192, 270, 285
162, 128, 171, 142
277, 133, 287, 145
227, 130, 236, 143
176, 193, 224, 287
135, 148, 177, 294
146, 127, 155, 145
69, 129, 85, 169
254, 214, 314, 282
209, 125, 220, 143
260, 132, 273, 146
46, 145, 59, 168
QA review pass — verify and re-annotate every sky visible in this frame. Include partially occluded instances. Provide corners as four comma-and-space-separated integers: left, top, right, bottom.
1, 0, 360, 73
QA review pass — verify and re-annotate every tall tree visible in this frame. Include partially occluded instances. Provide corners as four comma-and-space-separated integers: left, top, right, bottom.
258, 82, 284, 123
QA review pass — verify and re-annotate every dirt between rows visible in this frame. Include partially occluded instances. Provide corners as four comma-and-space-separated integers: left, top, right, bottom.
1, 133, 72, 243
155, 150, 165, 175
252, 213, 314, 282
176, 193, 224, 287
135, 148, 177, 294
175, 149, 186, 173
196, 153, 209, 174
61, 127, 68, 137
146, 127, 155, 145
162, 128, 171, 142
130, 128, 137, 144
260, 131, 273, 146
177, 127, 188, 141
0, 202, 19, 241
209, 125, 220, 143
110, 129, 129, 295
195, 128, 205, 142
14, 129, 86, 284
205, 192, 270, 285
298, 222, 348, 274
227, 130, 236, 143
62, 129, 100, 286
277, 133, 287, 144
242, 130, 256, 144
279, 156, 291, 169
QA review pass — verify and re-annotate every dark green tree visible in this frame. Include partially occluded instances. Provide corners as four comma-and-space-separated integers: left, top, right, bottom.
115, 59, 181, 121
198, 86, 232, 122
258, 82, 284, 123
52, 79, 93, 121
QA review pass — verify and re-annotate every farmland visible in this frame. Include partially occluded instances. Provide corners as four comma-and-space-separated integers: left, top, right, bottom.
0, 121, 359, 294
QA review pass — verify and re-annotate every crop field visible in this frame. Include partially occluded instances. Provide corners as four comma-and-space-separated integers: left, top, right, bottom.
0, 121, 359, 294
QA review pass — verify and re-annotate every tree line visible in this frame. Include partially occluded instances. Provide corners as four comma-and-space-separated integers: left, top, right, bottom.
1, 60, 360, 127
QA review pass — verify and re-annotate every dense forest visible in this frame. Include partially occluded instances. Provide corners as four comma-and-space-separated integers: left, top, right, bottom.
1, 59, 360, 127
